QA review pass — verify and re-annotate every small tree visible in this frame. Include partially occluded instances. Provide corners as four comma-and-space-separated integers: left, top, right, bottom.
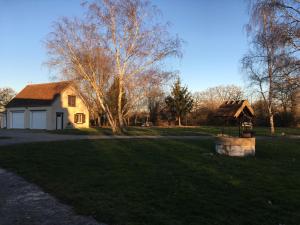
165, 79, 193, 126
0, 87, 15, 111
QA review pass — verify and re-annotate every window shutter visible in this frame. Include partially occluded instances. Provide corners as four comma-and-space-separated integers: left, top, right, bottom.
82, 114, 86, 123
74, 114, 78, 123
68, 96, 76, 107
68, 96, 72, 106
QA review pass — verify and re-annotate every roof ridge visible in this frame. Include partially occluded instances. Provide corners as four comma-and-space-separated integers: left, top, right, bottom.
26, 81, 71, 86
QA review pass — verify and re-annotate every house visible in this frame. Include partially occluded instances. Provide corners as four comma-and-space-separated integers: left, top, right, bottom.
0, 101, 6, 128
0, 111, 6, 128
6, 81, 90, 130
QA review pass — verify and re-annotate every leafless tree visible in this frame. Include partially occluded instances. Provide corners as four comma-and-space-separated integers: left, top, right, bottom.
274, 69, 299, 113
46, 0, 181, 133
191, 85, 244, 125
242, 0, 288, 134
0, 87, 15, 111
243, 0, 300, 133
193, 85, 244, 111
272, 0, 300, 53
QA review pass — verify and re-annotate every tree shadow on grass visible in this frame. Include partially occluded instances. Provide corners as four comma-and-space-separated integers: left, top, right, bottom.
0, 139, 299, 225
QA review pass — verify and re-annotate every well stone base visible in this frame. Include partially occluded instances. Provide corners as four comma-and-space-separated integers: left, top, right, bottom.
215, 137, 255, 157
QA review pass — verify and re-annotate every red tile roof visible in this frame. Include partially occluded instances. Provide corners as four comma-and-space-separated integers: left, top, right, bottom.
6, 81, 71, 108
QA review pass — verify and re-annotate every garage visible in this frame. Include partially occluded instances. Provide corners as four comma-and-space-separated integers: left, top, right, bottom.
0, 113, 7, 128
31, 111, 47, 129
11, 111, 25, 129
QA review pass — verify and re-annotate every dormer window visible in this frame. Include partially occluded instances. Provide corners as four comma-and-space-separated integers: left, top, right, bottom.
68, 95, 76, 107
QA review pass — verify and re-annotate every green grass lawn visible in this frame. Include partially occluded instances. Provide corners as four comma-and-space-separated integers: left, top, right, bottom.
0, 136, 11, 139
0, 139, 300, 225
50, 125, 300, 137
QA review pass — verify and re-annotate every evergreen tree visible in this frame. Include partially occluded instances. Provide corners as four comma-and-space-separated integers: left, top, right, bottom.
165, 79, 193, 126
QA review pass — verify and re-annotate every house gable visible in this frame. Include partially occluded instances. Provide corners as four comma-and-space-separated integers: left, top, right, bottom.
51, 85, 90, 129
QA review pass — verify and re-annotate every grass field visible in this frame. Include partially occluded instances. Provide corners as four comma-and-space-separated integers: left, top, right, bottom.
0, 136, 11, 139
0, 138, 299, 225
50, 125, 300, 137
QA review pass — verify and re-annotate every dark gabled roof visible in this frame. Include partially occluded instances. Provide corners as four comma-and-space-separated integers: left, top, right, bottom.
6, 81, 71, 108
215, 100, 254, 118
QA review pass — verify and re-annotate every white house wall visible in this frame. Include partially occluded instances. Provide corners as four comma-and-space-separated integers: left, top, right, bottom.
51, 86, 90, 129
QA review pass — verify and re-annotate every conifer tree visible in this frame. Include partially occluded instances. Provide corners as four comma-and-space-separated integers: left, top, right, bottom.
165, 79, 193, 126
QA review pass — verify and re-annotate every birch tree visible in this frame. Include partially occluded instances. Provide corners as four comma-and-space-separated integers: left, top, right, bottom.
46, 0, 181, 133
242, 0, 284, 134
243, 0, 300, 134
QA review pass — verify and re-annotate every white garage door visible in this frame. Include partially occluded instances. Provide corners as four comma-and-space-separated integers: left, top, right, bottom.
31, 111, 47, 129
12, 111, 25, 129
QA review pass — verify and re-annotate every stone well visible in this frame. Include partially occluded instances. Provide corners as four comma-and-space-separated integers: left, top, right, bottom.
215, 136, 255, 157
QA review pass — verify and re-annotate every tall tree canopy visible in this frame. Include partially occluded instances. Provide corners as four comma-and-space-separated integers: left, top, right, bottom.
46, 0, 182, 133
165, 79, 193, 126
242, 0, 300, 134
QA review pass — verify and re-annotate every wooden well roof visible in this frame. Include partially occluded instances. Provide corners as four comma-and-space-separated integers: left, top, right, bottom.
215, 100, 254, 119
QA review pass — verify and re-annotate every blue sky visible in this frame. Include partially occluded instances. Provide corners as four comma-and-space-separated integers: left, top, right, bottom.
0, 0, 249, 92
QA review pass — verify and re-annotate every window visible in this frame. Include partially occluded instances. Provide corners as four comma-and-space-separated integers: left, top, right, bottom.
68, 95, 76, 107
74, 113, 86, 124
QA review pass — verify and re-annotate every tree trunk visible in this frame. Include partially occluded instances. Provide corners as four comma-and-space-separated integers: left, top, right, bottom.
134, 115, 137, 126
178, 116, 182, 127
98, 114, 101, 127
95, 92, 120, 133
269, 111, 275, 135
117, 76, 125, 133
108, 116, 118, 133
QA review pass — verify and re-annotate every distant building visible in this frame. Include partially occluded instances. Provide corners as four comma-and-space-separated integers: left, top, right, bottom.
292, 89, 300, 127
0, 109, 6, 128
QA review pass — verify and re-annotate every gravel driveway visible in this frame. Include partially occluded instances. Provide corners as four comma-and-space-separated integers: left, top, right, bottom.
0, 129, 95, 146
0, 168, 105, 225
1, 129, 299, 147
0, 129, 213, 146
